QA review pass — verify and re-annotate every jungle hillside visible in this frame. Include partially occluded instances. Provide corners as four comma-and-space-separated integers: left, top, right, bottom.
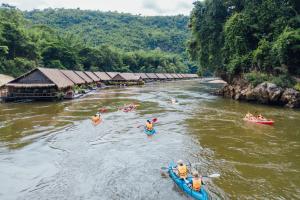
0, 5, 191, 77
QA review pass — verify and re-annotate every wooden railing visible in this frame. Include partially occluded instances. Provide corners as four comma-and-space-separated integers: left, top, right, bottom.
8, 92, 57, 98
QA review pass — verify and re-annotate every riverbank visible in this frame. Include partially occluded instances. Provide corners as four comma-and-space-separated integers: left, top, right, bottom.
217, 78, 300, 108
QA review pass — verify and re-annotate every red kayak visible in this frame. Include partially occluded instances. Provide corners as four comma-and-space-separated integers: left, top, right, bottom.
244, 118, 274, 125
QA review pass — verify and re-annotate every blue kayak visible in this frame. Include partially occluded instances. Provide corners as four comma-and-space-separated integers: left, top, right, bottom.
168, 162, 208, 200
144, 127, 156, 136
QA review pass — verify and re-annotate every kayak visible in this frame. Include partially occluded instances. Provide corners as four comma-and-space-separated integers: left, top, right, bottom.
244, 118, 274, 125
144, 127, 156, 136
168, 162, 208, 200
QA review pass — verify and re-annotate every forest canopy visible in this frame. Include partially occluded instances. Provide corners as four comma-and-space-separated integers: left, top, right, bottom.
188, 0, 300, 87
25, 9, 190, 54
0, 5, 190, 77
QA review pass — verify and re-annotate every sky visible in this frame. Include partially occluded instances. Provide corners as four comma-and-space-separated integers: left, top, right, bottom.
1, 0, 196, 16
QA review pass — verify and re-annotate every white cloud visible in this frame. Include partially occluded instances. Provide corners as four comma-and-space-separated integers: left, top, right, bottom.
0, 0, 196, 16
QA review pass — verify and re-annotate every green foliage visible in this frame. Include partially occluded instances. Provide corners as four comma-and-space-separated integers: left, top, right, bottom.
245, 72, 269, 87
24, 9, 189, 54
55, 91, 65, 100
227, 53, 252, 76
271, 28, 300, 74
271, 74, 295, 88
252, 38, 275, 74
245, 71, 295, 88
224, 13, 251, 57
189, 0, 300, 86
294, 83, 300, 91
188, 0, 227, 74
0, 5, 190, 77
1, 57, 36, 77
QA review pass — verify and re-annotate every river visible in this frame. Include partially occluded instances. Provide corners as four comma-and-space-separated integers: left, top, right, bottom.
0, 80, 299, 200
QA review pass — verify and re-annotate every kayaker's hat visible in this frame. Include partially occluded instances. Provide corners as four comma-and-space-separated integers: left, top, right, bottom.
193, 171, 199, 177
177, 160, 184, 165
147, 120, 151, 123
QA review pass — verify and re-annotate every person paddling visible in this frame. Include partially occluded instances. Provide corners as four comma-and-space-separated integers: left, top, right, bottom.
245, 112, 253, 119
171, 98, 178, 104
173, 160, 188, 183
92, 112, 101, 125
190, 171, 203, 192
146, 119, 153, 131
257, 114, 266, 121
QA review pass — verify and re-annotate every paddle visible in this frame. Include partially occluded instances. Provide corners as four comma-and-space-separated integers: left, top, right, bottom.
137, 118, 158, 128
99, 108, 108, 113
160, 166, 220, 179
204, 173, 220, 178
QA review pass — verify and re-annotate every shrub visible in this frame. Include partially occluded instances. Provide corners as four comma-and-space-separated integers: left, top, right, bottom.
294, 83, 300, 91
1, 57, 36, 77
271, 28, 300, 75
252, 38, 272, 72
56, 92, 65, 100
245, 71, 296, 88
245, 72, 269, 86
270, 74, 295, 88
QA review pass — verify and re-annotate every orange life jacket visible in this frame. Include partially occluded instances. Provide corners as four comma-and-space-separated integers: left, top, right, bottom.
92, 115, 101, 124
192, 178, 202, 191
92, 116, 100, 122
146, 122, 153, 130
177, 165, 187, 179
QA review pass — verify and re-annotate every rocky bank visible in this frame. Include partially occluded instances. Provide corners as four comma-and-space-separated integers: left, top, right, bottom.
218, 79, 300, 108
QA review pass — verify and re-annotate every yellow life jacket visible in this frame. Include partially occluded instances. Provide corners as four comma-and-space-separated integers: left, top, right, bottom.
146, 122, 153, 130
192, 178, 202, 191
177, 165, 187, 179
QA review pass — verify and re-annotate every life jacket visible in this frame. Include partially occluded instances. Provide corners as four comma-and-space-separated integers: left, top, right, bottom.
146, 122, 153, 130
177, 165, 187, 179
192, 178, 202, 191
92, 116, 100, 122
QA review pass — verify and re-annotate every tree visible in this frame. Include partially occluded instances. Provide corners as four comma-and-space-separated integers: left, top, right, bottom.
188, 0, 300, 82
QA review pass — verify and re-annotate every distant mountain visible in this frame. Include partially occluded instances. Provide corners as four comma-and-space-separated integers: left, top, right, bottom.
25, 9, 190, 54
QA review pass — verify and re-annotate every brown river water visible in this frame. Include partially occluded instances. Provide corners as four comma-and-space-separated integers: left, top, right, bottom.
0, 80, 299, 200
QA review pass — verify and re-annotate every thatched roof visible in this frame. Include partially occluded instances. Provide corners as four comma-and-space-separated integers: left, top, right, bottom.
112, 73, 142, 81
38, 68, 74, 88
173, 74, 181, 79
134, 73, 148, 79
145, 73, 159, 79
6, 68, 74, 89
177, 74, 184, 78
85, 71, 100, 82
0, 74, 14, 86
169, 73, 176, 78
94, 72, 111, 81
75, 71, 93, 83
60, 70, 85, 84
155, 73, 167, 79
106, 72, 119, 79
163, 73, 173, 79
